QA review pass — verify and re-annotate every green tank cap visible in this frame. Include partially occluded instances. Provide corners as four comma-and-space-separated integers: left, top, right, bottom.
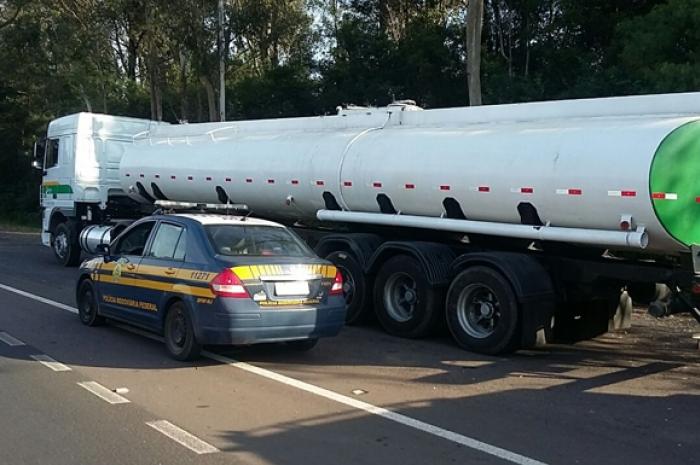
649, 120, 700, 247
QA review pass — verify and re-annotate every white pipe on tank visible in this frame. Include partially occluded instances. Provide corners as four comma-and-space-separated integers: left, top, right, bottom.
316, 210, 649, 250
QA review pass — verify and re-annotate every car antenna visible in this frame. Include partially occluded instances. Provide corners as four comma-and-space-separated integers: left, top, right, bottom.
240, 209, 254, 221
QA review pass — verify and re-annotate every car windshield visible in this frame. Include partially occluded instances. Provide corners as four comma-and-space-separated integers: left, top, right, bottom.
205, 225, 313, 257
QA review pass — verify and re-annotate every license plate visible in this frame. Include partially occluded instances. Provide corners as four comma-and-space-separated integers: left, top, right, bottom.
275, 281, 309, 296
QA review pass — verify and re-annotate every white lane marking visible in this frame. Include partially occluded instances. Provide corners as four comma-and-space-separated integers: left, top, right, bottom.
0, 282, 548, 465
0, 331, 26, 346
0, 283, 78, 314
30, 354, 72, 372
146, 420, 219, 455
203, 351, 547, 465
77, 381, 130, 404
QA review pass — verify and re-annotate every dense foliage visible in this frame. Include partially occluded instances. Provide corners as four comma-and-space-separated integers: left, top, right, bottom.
0, 0, 697, 223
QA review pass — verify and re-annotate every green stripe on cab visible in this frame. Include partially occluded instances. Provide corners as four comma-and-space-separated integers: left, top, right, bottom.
42, 184, 73, 195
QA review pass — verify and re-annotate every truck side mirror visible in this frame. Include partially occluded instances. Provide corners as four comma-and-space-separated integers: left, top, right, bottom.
33, 138, 46, 172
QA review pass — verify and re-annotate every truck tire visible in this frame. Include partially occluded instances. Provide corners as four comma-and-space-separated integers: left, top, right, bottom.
445, 266, 520, 354
325, 251, 371, 324
52, 221, 81, 267
373, 255, 443, 338
164, 302, 201, 361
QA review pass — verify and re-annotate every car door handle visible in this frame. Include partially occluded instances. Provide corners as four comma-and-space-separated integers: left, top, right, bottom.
126, 264, 136, 271
165, 268, 177, 275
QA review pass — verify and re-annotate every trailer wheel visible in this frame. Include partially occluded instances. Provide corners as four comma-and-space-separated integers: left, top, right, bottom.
446, 267, 520, 354
326, 251, 371, 324
373, 255, 443, 338
52, 221, 81, 267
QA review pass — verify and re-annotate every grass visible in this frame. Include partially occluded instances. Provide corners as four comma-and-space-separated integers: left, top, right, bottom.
0, 214, 41, 233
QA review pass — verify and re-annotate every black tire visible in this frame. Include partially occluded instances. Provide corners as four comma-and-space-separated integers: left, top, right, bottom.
77, 280, 105, 327
373, 255, 443, 338
52, 222, 81, 267
325, 251, 371, 324
164, 302, 201, 361
286, 338, 319, 351
445, 267, 520, 355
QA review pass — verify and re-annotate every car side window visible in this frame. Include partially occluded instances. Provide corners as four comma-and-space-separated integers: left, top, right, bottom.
173, 231, 187, 261
113, 222, 155, 256
148, 223, 185, 260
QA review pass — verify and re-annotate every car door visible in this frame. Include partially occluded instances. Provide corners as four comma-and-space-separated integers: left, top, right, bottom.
97, 220, 156, 326
137, 221, 188, 329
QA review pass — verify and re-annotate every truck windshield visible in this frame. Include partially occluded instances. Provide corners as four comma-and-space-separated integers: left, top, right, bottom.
205, 225, 313, 257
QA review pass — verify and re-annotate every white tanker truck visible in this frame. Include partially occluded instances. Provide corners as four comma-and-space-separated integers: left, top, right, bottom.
35, 92, 700, 353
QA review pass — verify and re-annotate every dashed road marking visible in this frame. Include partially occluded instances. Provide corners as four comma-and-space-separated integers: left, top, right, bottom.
30, 354, 72, 372
0, 331, 26, 346
0, 282, 549, 465
146, 420, 219, 454
77, 381, 130, 404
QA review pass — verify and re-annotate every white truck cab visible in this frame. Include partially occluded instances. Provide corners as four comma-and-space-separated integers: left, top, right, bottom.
37, 113, 161, 265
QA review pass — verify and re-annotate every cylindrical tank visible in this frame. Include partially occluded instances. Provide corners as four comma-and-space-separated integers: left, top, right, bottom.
119, 93, 700, 255
79, 225, 112, 255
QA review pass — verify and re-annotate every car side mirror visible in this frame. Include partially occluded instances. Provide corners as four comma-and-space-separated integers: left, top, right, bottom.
31, 160, 42, 170
96, 243, 112, 262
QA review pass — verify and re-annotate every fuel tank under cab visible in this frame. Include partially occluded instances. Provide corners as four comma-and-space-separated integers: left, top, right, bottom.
119, 92, 700, 256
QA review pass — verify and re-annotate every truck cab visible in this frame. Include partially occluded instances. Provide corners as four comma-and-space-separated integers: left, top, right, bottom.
37, 113, 161, 265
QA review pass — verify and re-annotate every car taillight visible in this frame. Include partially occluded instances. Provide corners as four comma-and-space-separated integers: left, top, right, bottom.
330, 270, 343, 296
210, 268, 250, 298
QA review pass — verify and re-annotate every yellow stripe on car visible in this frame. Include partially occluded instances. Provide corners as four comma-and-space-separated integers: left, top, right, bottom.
231, 264, 337, 281
94, 274, 215, 298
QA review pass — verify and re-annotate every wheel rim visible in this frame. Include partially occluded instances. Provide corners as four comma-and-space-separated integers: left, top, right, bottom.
80, 290, 94, 321
169, 310, 187, 348
54, 232, 68, 259
384, 272, 418, 323
337, 265, 355, 307
456, 284, 501, 339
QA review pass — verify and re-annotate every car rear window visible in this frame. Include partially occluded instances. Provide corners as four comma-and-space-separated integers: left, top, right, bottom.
205, 225, 313, 257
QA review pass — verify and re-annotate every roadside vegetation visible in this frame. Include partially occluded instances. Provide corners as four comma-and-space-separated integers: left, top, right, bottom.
1, 0, 698, 226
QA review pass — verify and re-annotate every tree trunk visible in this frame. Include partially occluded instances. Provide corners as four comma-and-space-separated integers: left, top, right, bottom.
78, 85, 93, 112
179, 51, 188, 122
149, 63, 163, 121
200, 75, 218, 122
466, 0, 485, 106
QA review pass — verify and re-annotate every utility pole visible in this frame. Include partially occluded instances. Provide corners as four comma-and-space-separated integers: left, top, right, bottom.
218, 0, 226, 121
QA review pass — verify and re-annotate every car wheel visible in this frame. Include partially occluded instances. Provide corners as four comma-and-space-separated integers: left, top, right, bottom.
164, 302, 201, 361
445, 266, 520, 355
77, 280, 105, 327
286, 338, 318, 352
373, 255, 443, 338
325, 251, 371, 324
53, 222, 81, 267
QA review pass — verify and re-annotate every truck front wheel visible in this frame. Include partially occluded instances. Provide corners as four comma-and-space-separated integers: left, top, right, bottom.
446, 267, 520, 355
373, 255, 443, 338
52, 222, 81, 267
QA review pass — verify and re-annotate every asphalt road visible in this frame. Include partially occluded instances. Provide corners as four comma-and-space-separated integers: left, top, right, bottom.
0, 231, 698, 465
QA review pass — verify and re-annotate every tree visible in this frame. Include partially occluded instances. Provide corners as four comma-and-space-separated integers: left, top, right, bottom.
466, 0, 484, 105
615, 0, 700, 94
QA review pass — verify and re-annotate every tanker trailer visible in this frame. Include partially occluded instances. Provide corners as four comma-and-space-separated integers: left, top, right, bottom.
39, 93, 700, 354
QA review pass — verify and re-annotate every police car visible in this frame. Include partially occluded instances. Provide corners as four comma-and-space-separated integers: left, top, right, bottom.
75, 211, 347, 360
